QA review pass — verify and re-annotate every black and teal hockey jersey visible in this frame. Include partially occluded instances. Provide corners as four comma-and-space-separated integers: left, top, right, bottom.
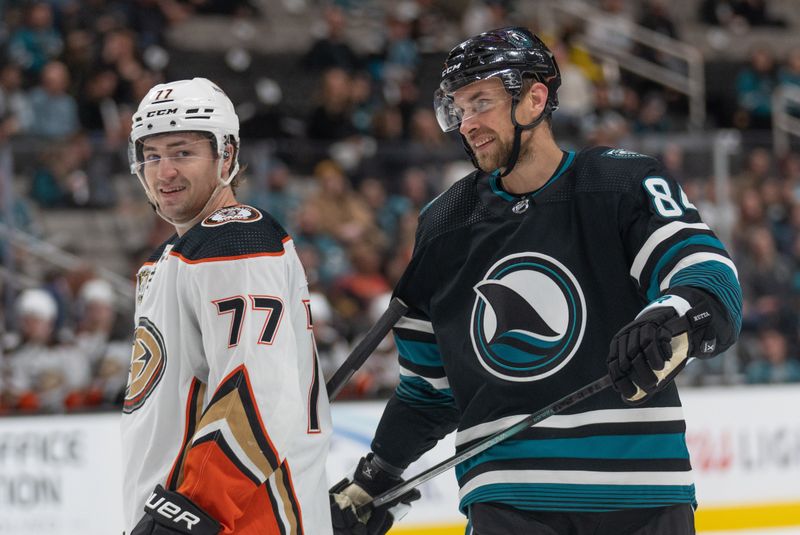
370, 146, 742, 514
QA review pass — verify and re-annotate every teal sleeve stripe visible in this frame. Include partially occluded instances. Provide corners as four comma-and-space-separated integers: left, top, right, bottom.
645, 235, 726, 297
396, 375, 454, 407
395, 337, 443, 368
669, 261, 743, 333
459, 483, 696, 514
455, 434, 689, 479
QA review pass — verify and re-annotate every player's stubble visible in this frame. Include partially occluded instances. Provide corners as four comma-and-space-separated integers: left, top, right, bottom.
476, 129, 535, 176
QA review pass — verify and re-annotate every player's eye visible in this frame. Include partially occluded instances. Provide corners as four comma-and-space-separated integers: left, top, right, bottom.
144, 154, 160, 163
474, 98, 493, 113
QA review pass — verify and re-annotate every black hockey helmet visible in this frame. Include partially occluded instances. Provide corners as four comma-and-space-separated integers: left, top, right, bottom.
434, 27, 561, 133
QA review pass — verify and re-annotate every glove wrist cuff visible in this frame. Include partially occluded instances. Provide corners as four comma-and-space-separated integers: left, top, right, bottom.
353, 453, 403, 497
370, 453, 404, 477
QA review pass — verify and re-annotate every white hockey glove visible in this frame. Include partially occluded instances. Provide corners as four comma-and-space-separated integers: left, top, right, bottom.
131, 485, 220, 535
329, 453, 421, 535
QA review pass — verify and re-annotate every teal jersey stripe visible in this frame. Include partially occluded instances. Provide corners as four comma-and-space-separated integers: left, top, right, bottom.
491, 344, 549, 364
455, 434, 689, 479
531, 150, 575, 198
460, 483, 696, 514
487, 151, 576, 202
395, 337, 443, 368
489, 171, 515, 201
670, 261, 742, 333
396, 375, 454, 407
645, 235, 727, 300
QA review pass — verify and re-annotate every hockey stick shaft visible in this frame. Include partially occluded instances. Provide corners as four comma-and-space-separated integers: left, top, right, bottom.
360, 375, 612, 512
361, 332, 690, 513
326, 297, 408, 400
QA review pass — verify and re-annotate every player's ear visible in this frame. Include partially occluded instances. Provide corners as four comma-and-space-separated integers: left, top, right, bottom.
527, 82, 548, 116
222, 143, 234, 173
515, 81, 547, 124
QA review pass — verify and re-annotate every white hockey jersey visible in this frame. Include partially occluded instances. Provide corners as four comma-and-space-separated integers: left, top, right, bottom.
121, 205, 332, 534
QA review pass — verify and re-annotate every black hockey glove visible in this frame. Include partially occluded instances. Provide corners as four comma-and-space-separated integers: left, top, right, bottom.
130, 485, 220, 535
607, 296, 714, 405
329, 453, 421, 535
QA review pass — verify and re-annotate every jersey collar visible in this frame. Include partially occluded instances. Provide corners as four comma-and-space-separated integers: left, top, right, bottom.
477, 150, 575, 217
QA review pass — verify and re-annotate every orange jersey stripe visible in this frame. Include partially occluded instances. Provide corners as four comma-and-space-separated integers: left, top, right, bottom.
178, 442, 264, 533
177, 444, 303, 534
169, 249, 286, 264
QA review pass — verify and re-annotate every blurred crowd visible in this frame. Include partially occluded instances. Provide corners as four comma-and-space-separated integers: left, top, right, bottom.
1, 0, 800, 414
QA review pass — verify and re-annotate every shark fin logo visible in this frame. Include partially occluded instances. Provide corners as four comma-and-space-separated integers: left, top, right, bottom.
471, 253, 586, 382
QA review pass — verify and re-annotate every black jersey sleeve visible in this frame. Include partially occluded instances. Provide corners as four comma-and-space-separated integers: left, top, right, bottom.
615, 152, 742, 354
370, 214, 460, 470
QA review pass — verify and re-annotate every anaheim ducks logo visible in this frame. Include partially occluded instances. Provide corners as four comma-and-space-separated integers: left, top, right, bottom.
201, 205, 262, 227
124, 317, 167, 413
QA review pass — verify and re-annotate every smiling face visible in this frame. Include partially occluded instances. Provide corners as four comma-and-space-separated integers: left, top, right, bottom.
455, 77, 516, 172
455, 76, 551, 176
140, 132, 228, 226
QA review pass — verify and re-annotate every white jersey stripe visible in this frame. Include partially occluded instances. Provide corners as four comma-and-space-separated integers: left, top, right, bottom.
399, 365, 450, 390
630, 222, 710, 282
636, 295, 692, 318
395, 316, 434, 334
268, 476, 292, 534
193, 420, 267, 482
459, 469, 695, 499
455, 407, 686, 447
659, 253, 739, 291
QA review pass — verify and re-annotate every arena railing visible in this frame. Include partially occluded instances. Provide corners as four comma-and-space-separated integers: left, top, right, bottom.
543, 0, 706, 130
772, 85, 800, 157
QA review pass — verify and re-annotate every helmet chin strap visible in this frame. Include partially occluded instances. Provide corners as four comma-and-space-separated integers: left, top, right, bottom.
498, 99, 551, 178
459, 99, 552, 177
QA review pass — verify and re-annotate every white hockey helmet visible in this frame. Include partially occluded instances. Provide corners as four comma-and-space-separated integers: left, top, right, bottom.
128, 77, 241, 186
16, 289, 58, 321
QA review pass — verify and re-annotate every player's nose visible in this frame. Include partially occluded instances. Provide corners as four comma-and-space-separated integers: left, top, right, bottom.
459, 115, 479, 136
156, 157, 179, 179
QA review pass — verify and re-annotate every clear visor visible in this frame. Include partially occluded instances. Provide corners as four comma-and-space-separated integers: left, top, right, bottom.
434, 85, 511, 132
129, 137, 217, 178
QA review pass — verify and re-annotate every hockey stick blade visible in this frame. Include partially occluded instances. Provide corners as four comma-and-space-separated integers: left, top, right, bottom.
326, 297, 408, 400
360, 332, 691, 514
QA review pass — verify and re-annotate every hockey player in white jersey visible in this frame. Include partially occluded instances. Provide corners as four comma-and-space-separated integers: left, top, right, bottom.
123, 77, 332, 534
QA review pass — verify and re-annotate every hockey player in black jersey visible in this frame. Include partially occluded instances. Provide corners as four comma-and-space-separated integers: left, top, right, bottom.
330, 27, 742, 535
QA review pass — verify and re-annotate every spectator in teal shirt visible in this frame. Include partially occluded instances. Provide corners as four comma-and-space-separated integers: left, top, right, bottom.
745, 326, 800, 383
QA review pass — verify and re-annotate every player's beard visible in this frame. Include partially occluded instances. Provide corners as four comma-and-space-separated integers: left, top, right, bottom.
476, 130, 533, 174
475, 134, 511, 173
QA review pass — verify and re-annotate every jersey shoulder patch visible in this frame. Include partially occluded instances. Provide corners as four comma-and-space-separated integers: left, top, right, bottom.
145, 234, 178, 263
201, 204, 263, 227
416, 170, 490, 248
173, 206, 289, 262
573, 146, 660, 194
601, 148, 649, 159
